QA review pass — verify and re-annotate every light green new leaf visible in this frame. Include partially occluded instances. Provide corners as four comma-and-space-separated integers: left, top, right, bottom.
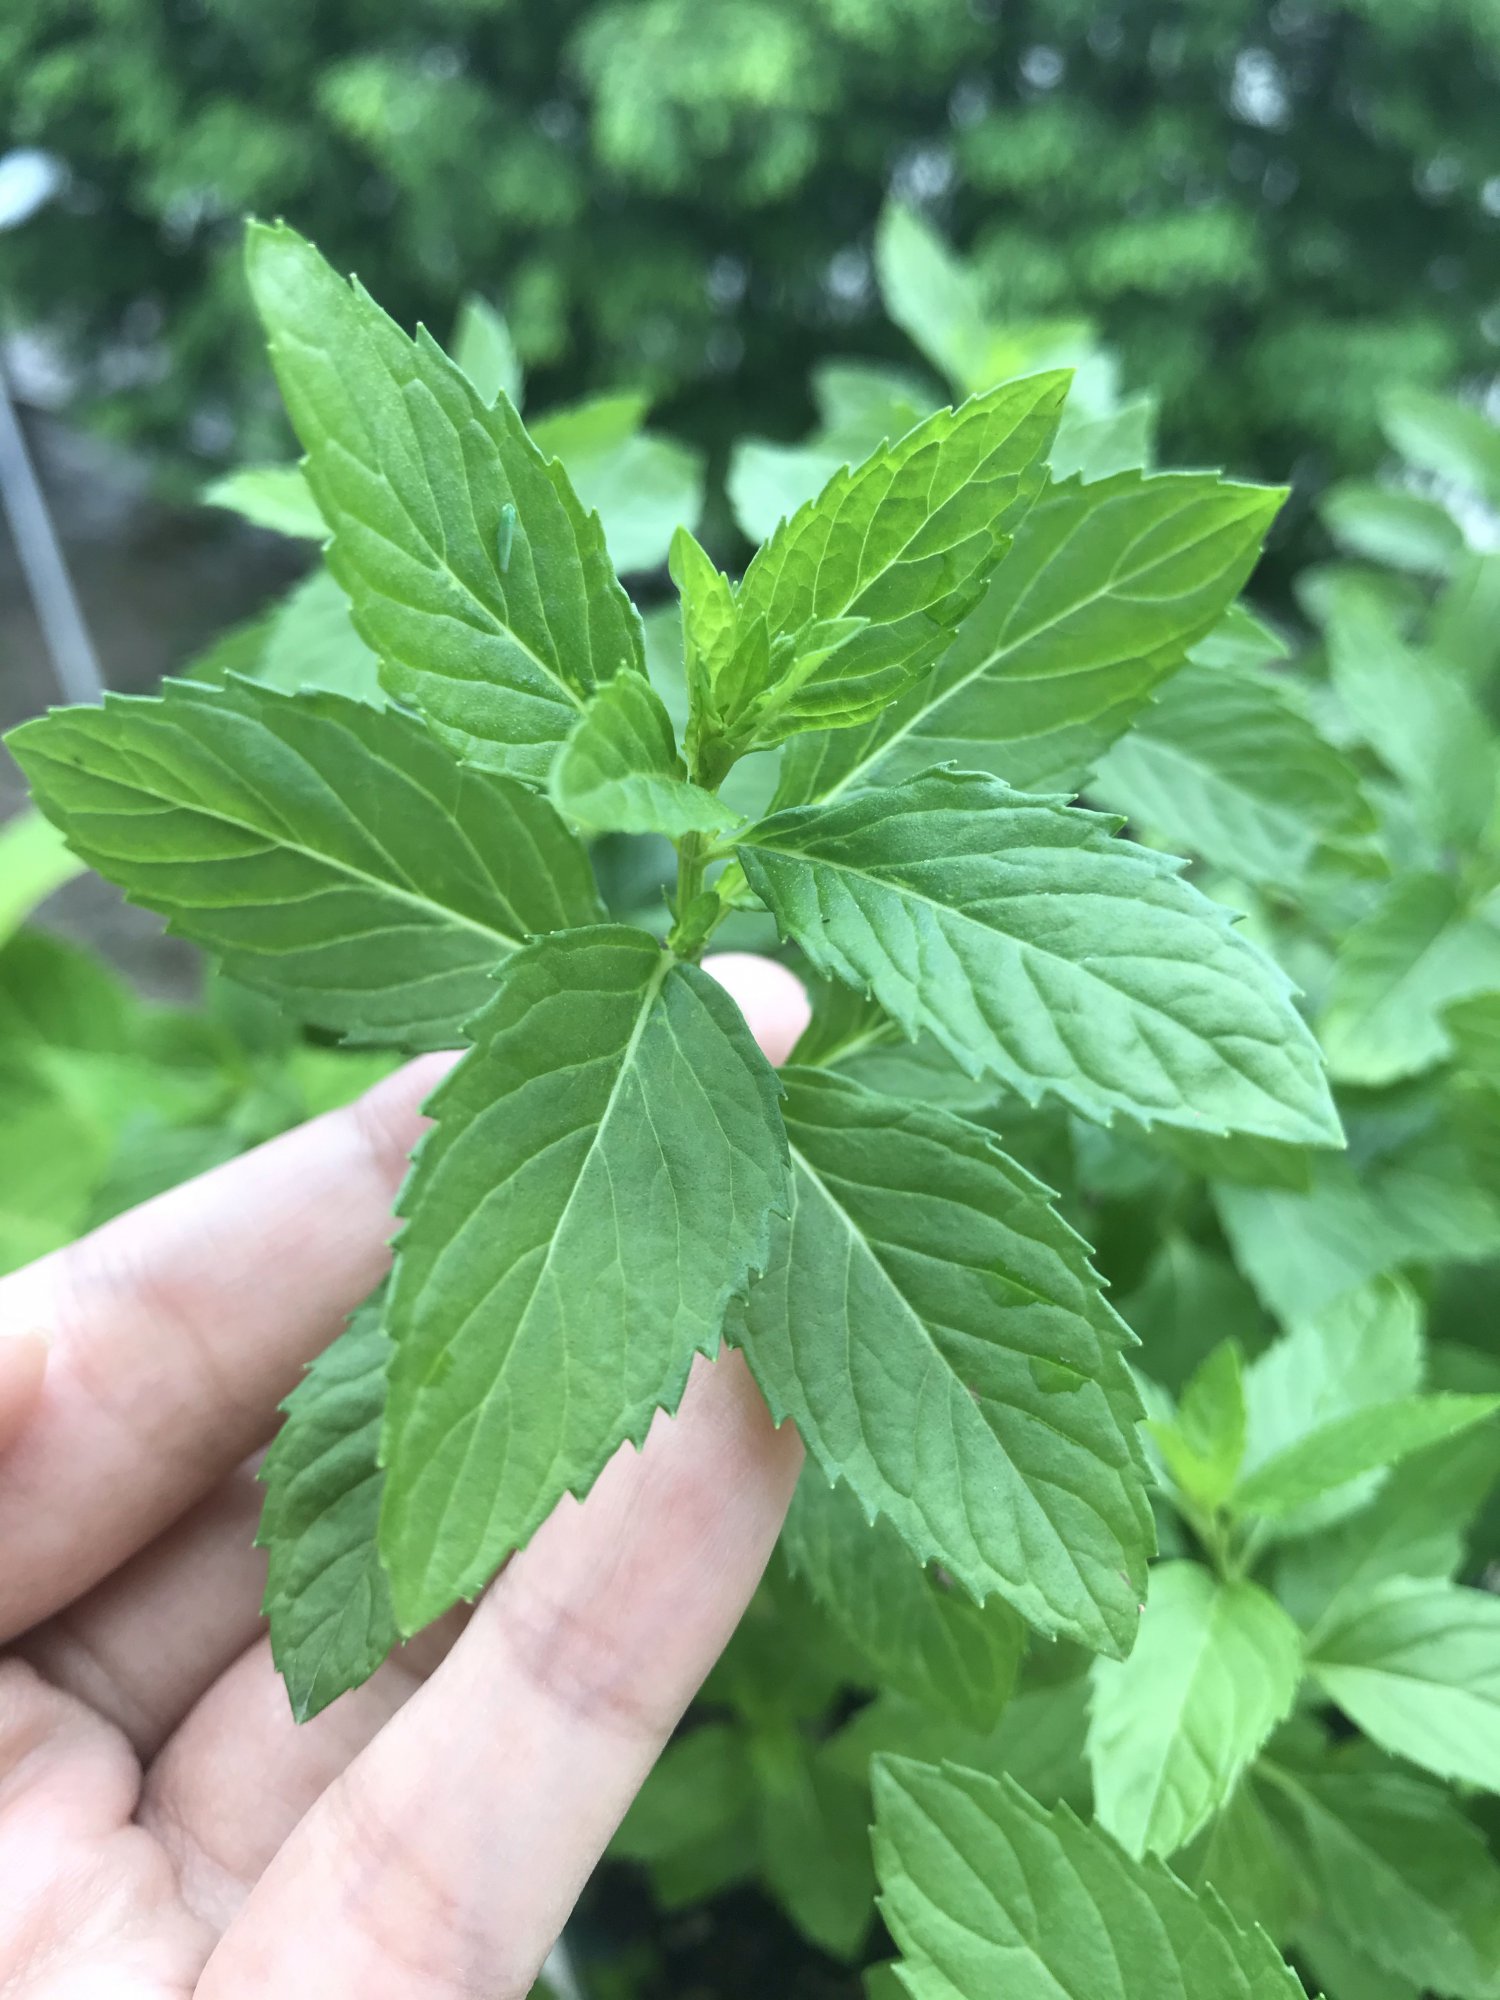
202, 462, 325, 539
1234, 1397, 1499, 1523
549, 669, 736, 838
1150, 1340, 1247, 1513
1325, 584, 1498, 852
258, 1295, 397, 1721
1319, 873, 1500, 1088
782, 1469, 1024, 1731
875, 202, 996, 395
1088, 1563, 1302, 1859
1276, 1429, 1499, 1635
725, 377, 1065, 745
776, 470, 1284, 807
7, 679, 602, 1049
1090, 661, 1376, 887
0, 808, 85, 942
1241, 1277, 1421, 1477
873, 1758, 1306, 2000
532, 393, 705, 575
1320, 480, 1464, 576
1381, 384, 1500, 508
245, 222, 643, 783
1265, 1761, 1500, 1998
739, 767, 1339, 1144
449, 293, 523, 409
379, 926, 789, 1631
734, 1067, 1152, 1656
1309, 1581, 1500, 1793
245, 566, 385, 704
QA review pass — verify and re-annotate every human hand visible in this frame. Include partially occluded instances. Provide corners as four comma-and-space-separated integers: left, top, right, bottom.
0, 953, 808, 1997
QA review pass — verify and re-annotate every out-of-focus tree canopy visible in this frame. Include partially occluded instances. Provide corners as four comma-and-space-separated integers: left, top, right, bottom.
1, 0, 1496, 484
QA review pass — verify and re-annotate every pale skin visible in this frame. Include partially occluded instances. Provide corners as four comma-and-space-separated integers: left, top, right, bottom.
0, 953, 810, 1998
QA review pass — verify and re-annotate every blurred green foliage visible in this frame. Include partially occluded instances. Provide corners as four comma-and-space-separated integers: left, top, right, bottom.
1, 0, 1496, 487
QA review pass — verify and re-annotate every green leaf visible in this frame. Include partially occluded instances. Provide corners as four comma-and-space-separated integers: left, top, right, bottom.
612, 1722, 755, 1865
1296, 1921, 1422, 2000
532, 393, 705, 575
752, 1728, 876, 1960
733, 1067, 1152, 1656
782, 1469, 1024, 1731
202, 462, 325, 539
548, 668, 736, 838
8, 679, 603, 1049
720, 377, 1065, 749
1275, 1429, 1499, 1635
872, 1757, 1307, 2000
449, 293, 523, 409
1235, 1397, 1499, 1523
1324, 585, 1498, 852
875, 201, 997, 395
1088, 1562, 1303, 1859
1090, 661, 1375, 888
257, 1295, 398, 1721
1117, 1235, 1272, 1396
0, 1057, 112, 1273
1179, 1778, 1307, 1940
1240, 1276, 1421, 1490
1309, 1580, 1500, 1793
1190, 602, 1289, 671
738, 767, 1340, 1144
1320, 479, 1464, 576
244, 566, 385, 704
379, 925, 789, 1631
1319, 874, 1500, 1089
1150, 1340, 1248, 1513
776, 470, 1285, 808
1265, 1759, 1500, 1998
245, 221, 642, 784
0, 808, 86, 942
726, 360, 935, 545
1381, 385, 1500, 508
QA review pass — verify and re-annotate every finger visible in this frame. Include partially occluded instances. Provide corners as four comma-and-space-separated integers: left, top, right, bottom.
198, 1352, 802, 1998
0, 1051, 455, 1642
0, 1329, 47, 1457
15, 1462, 269, 1761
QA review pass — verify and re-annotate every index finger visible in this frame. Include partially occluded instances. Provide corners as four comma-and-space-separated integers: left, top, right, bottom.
0, 1050, 454, 1642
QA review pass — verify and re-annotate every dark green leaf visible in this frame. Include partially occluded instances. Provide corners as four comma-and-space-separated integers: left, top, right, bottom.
739, 767, 1340, 1143
734, 1067, 1152, 1655
258, 1296, 398, 1721
379, 926, 790, 1631
9, 679, 603, 1049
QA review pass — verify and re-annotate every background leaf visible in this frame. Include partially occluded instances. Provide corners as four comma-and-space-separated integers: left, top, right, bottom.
1088, 1562, 1303, 1859
873, 1757, 1307, 1999
1309, 1580, 1500, 1793
782, 1470, 1025, 1731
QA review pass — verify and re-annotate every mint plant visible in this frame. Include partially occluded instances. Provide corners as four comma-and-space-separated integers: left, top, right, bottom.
19, 225, 1500, 2000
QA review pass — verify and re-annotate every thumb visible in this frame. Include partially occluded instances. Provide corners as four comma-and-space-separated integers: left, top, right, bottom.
702, 951, 810, 1067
